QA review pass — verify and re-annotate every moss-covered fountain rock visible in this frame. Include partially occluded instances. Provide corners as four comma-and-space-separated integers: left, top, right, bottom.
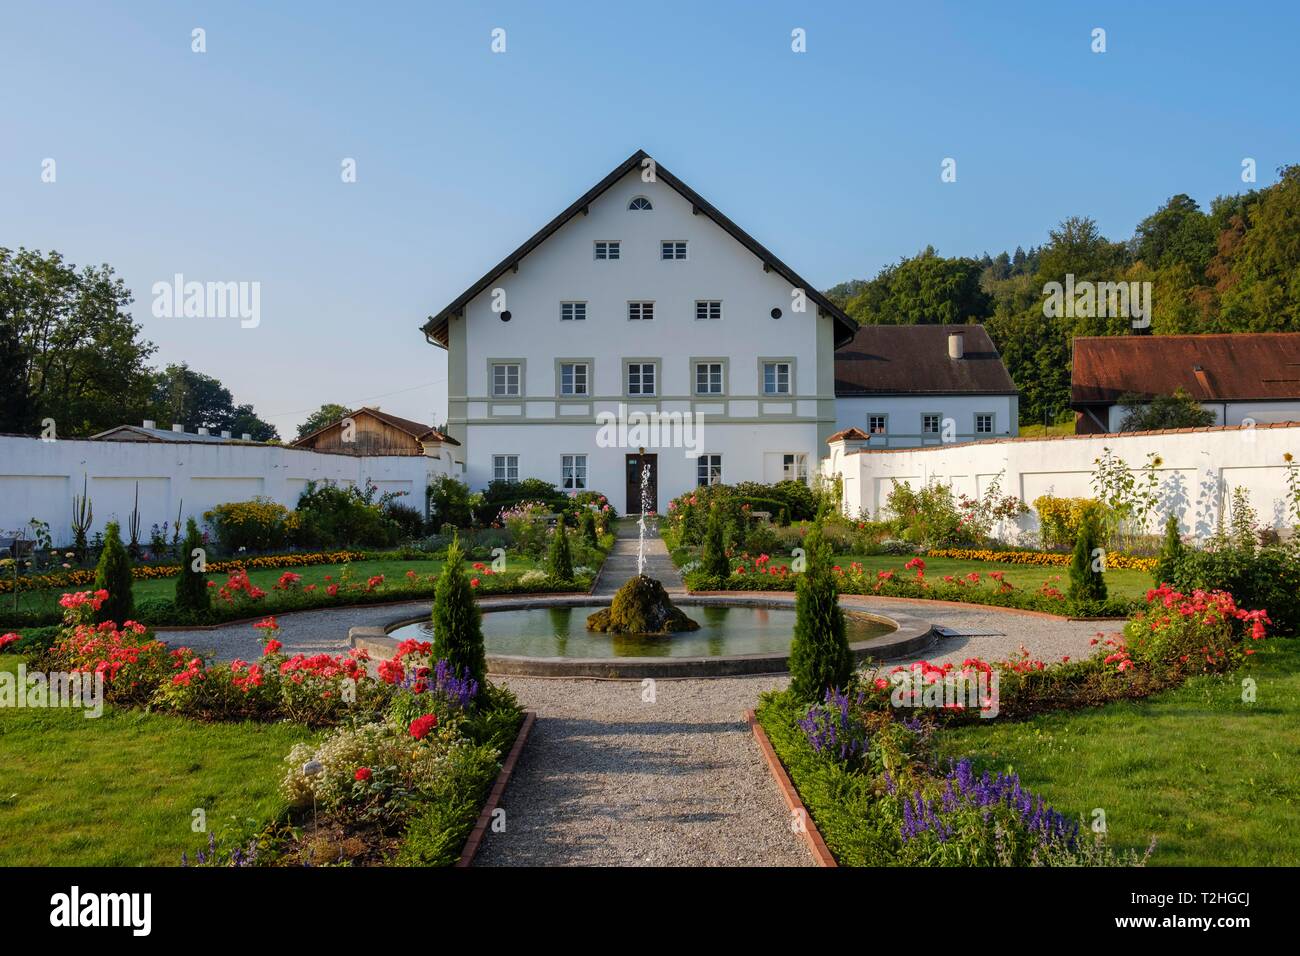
586, 575, 699, 634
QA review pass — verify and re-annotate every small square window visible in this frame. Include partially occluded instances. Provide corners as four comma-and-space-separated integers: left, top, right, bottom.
695, 362, 723, 395
868, 415, 887, 435
491, 363, 521, 397
628, 362, 656, 396
660, 241, 687, 260
696, 454, 722, 486
627, 301, 654, 321
922, 414, 941, 435
493, 454, 519, 482
976, 413, 994, 434
763, 361, 791, 395
561, 302, 586, 321
561, 454, 588, 490
595, 241, 620, 260
695, 300, 722, 321
560, 362, 588, 396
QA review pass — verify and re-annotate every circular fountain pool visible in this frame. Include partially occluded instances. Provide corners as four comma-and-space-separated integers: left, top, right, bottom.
353, 597, 935, 679
388, 604, 894, 659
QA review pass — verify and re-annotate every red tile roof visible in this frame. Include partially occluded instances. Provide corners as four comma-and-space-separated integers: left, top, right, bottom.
1072, 333, 1300, 405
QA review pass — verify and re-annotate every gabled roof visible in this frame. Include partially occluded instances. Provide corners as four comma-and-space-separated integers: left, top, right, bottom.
419, 149, 857, 349
90, 425, 256, 444
827, 427, 872, 442
291, 406, 460, 448
1072, 333, 1300, 405
834, 324, 1017, 396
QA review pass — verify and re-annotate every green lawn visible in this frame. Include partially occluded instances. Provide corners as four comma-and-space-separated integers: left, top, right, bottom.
833, 554, 1151, 599
0, 655, 314, 866
4, 554, 546, 617
938, 638, 1300, 866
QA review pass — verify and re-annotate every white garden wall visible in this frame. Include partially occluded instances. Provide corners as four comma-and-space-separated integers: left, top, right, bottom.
822, 422, 1300, 542
0, 435, 459, 548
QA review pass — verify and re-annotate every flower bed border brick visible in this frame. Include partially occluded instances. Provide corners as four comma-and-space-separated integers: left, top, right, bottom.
745, 708, 836, 867
457, 710, 536, 867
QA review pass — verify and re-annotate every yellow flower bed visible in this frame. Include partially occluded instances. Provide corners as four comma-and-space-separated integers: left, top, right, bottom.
926, 547, 1156, 572
0, 550, 367, 594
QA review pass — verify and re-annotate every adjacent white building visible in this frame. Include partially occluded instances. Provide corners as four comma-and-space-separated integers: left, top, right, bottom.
422, 150, 857, 513
833, 324, 1018, 447
1072, 333, 1300, 433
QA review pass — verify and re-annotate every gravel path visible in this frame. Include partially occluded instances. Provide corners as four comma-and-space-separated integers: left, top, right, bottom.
473, 673, 812, 867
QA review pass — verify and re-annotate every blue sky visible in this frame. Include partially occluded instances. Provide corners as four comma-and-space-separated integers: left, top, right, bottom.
3, 1, 1297, 437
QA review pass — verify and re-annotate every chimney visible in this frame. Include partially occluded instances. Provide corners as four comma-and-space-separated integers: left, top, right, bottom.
220, 430, 232, 439
241, 433, 252, 441
171, 424, 184, 433
142, 419, 156, 430
948, 330, 965, 360
197, 427, 210, 436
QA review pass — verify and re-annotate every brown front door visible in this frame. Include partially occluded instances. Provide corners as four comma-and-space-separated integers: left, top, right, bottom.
626, 453, 658, 515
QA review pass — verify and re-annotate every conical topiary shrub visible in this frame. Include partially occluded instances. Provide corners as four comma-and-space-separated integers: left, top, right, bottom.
579, 508, 599, 547
1068, 509, 1108, 605
548, 513, 574, 582
431, 535, 486, 687
788, 523, 852, 702
1152, 513, 1184, 587
93, 520, 135, 626
700, 503, 731, 582
174, 517, 210, 613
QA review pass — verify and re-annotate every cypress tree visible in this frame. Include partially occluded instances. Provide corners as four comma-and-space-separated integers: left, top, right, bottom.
1068, 509, 1108, 605
700, 503, 731, 581
788, 523, 853, 702
548, 512, 574, 581
431, 535, 486, 687
174, 517, 211, 613
92, 520, 135, 626
1152, 513, 1185, 588
579, 508, 599, 547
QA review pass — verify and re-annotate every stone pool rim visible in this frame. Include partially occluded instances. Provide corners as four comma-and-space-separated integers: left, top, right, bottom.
348, 594, 937, 679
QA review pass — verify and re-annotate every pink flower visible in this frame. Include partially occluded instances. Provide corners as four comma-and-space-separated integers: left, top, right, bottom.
355, 767, 372, 781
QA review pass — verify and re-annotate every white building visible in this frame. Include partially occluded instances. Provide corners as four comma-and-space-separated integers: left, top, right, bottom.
421, 150, 857, 513
833, 324, 1018, 447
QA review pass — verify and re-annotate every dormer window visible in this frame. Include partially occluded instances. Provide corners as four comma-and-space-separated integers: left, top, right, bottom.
628, 197, 652, 211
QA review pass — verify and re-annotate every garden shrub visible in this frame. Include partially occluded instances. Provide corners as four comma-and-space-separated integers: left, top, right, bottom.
385, 501, 428, 540
92, 521, 134, 626
431, 536, 487, 687
788, 524, 852, 702
426, 475, 474, 529
1152, 514, 1184, 587
499, 500, 550, 557
294, 482, 400, 549
1170, 543, 1300, 637
1033, 495, 1103, 551
578, 508, 599, 547
548, 513, 574, 581
174, 517, 210, 613
699, 504, 730, 581
205, 498, 298, 552
1068, 510, 1107, 604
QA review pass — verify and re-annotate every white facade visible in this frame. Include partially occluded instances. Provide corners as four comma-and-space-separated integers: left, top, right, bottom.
0, 434, 457, 548
834, 394, 1019, 448
438, 158, 844, 513
1101, 399, 1300, 433
823, 422, 1300, 541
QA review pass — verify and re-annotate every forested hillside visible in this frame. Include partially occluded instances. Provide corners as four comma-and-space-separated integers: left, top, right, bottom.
825, 165, 1300, 426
